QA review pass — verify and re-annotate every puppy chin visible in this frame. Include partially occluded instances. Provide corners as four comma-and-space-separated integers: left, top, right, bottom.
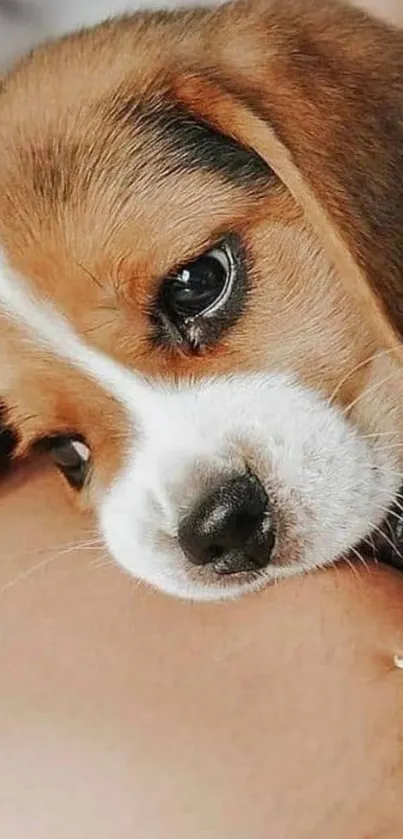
98, 373, 399, 601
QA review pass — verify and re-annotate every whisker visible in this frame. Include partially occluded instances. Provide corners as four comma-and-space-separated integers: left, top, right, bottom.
112, 254, 127, 298
0, 532, 106, 597
383, 515, 397, 544
370, 522, 403, 561
96, 304, 118, 314
364, 529, 377, 555
78, 262, 103, 291
12, 412, 40, 428
1, 534, 102, 566
374, 442, 403, 453
84, 318, 116, 335
1, 552, 68, 597
91, 557, 115, 570
349, 546, 371, 573
374, 492, 403, 518
360, 430, 399, 441
328, 350, 384, 406
344, 554, 363, 580
374, 467, 403, 482
391, 497, 403, 517
341, 368, 403, 418
328, 343, 403, 409
375, 505, 403, 526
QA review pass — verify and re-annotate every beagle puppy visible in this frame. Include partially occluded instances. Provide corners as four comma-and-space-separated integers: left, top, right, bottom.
1, 0, 403, 600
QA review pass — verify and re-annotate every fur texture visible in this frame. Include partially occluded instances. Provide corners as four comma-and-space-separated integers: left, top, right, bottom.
1, 0, 403, 599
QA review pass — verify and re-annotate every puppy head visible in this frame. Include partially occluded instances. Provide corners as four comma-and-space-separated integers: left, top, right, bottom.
1, 0, 403, 599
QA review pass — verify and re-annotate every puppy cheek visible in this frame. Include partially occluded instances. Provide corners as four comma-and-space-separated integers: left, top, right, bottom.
96, 444, 201, 595
96, 455, 153, 576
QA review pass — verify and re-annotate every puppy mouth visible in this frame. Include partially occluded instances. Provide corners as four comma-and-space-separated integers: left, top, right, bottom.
357, 489, 403, 572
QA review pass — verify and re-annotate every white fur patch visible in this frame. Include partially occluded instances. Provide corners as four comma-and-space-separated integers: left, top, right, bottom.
0, 251, 399, 600
101, 374, 398, 599
0, 252, 156, 417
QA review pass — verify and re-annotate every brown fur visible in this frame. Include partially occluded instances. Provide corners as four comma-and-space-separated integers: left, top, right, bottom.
0, 0, 403, 502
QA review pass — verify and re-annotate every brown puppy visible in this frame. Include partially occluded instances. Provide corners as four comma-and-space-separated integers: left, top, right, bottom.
0, 0, 403, 599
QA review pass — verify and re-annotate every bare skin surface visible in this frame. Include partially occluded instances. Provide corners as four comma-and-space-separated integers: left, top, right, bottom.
0, 462, 402, 839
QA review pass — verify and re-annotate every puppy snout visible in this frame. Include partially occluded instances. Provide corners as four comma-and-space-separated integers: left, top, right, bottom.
178, 472, 275, 575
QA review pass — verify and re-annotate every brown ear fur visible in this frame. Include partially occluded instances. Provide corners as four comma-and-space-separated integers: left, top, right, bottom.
173, 0, 403, 357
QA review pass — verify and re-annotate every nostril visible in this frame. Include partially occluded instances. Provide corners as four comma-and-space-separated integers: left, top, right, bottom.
178, 472, 276, 574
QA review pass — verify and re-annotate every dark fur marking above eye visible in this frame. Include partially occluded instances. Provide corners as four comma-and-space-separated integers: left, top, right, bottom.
111, 94, 275, 187
147, 102, 274, 185
25, 140, 83, 207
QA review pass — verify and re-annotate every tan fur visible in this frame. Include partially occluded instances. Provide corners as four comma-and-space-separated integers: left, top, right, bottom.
0, 0, 403, 502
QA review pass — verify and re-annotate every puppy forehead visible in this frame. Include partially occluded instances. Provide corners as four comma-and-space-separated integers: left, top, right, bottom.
0, 34, 278, 396
0, 84, 273, 324
0, 15, 271, 246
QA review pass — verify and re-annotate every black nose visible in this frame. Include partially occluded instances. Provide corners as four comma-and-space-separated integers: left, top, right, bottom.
178, 473, 275, 575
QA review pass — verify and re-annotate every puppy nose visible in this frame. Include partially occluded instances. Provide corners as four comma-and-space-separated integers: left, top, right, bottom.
178, 473, 275, 574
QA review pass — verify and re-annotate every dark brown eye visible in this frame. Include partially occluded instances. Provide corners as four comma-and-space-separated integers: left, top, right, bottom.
151, 235, 248, 351
45, 437, 91, 489
162, 243, 235, 321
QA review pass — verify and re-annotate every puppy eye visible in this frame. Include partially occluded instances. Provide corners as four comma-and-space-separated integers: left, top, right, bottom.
45, 437, 91, 490
152, 235, 247, 351
162, 242, 235, 321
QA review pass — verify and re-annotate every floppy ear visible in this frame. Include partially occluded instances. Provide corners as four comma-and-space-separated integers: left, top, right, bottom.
173, 0, 403, 358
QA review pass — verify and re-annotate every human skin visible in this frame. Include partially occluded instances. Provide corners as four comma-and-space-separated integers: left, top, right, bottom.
0, 1, 403, 837
0, 461, 402, 839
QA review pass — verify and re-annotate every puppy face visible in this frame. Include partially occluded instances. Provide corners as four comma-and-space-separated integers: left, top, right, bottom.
1, 0, 403, 599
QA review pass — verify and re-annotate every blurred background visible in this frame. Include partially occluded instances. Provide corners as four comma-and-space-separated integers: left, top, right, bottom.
1, 0, 402, 74
0, 0, 218, 71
